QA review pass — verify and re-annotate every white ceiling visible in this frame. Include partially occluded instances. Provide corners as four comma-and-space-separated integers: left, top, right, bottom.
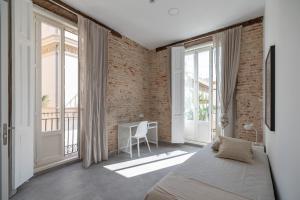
63, 0, 265, 50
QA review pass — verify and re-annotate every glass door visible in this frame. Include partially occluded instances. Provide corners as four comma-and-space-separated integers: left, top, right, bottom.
184, 45, 214, 144
35, 14, 79, 169
64, 30, 79, 156
184, 52, 196, 142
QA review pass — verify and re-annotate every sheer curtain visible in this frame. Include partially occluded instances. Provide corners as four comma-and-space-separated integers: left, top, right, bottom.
78, 16, 108, 168
213, 26, 242, 137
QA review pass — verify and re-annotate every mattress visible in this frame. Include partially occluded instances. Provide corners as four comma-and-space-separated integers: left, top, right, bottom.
145, 145, 275, 200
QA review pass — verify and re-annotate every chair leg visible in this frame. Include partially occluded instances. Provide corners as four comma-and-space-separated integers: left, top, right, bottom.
137, 138, 140, 157
128, 138, 132, 158
145, 136, 151, 153
126, 138, 130, 151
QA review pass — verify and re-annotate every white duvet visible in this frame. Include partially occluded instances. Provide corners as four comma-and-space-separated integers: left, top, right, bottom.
145, 145, 275, 200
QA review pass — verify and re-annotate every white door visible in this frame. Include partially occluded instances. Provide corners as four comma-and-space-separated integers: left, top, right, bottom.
11, 0, 35, 189
184, 45, 214, 144
171, 46, 185, 143
1, 0, 9, 199
35, 14, 79, 169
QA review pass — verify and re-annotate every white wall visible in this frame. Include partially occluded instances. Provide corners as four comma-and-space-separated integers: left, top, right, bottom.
264, 0, 300, 199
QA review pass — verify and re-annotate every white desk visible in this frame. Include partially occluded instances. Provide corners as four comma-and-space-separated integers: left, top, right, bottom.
118, 121, 158, 158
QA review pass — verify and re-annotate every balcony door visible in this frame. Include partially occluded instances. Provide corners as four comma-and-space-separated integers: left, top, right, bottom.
184, 45, 215, 144
35, 14, 79, 169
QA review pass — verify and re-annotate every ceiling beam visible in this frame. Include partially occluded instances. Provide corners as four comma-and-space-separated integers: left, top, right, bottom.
33, 0, 122, 38
156, 16, 263, 52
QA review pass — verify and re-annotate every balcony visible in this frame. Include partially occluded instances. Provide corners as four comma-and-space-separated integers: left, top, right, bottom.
41, 110, 78, 156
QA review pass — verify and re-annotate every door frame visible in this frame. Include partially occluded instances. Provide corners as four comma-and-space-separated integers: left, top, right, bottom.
184, 44, 214, 144
34, 11, 79, 170
1, 0, 10, 199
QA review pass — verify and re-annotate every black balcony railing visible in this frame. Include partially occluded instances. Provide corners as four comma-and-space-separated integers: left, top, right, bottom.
64, 111, 78, 155
41, 111, 78, 156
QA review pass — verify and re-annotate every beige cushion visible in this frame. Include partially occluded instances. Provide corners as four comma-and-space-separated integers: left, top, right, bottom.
216, 136, 253, 163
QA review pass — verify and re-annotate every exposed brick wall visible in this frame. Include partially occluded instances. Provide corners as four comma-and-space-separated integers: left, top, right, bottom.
106, 33, 152, 153
149, 22, 264, 143
149, 50, 172, 142
106, 22, 263, 153
235, 22, 264, 142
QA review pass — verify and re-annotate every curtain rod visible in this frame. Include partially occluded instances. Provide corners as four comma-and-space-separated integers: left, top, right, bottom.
48, 0, 122, 38
156, 16, 263, 52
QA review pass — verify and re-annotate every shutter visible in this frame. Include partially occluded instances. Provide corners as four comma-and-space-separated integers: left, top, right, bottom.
171, 46, 185, 143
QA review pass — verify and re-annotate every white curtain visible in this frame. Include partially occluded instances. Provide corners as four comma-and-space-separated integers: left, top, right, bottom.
78, 16, 108, 168
213, 26, 242, 137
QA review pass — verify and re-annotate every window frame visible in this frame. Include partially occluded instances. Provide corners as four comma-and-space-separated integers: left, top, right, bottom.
34, 9, 79, 166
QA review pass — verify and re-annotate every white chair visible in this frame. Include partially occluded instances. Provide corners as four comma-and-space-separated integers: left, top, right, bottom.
131, 121, 151, 157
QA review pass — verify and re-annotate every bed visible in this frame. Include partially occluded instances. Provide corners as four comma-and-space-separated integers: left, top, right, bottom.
145, 145, 275, 200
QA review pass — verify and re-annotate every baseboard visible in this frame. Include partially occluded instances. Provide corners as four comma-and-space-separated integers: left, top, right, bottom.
34, 156, 80, 175
184, 142, 205, 148
267, 155, 278, 200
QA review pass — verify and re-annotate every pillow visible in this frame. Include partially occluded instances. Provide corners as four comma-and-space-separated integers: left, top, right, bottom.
216, 136, 253, 163
211, 138, 221, 152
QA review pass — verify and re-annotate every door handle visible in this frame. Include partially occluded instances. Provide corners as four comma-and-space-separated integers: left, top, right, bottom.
2, 124, 14, 146
2, 123, 8, 145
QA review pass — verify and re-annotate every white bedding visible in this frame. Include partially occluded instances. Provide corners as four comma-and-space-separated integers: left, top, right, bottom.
145, 145, 275, 200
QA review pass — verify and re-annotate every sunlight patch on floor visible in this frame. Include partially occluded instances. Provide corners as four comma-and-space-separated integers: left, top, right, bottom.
115, 152, 196, 178
104, 150, 188, 171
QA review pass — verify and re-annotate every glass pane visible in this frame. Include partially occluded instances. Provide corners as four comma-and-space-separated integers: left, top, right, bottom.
41, 22, 61, 132
64, 30, 78, 155
198, 51, 210, 121
184, 54, 195, 121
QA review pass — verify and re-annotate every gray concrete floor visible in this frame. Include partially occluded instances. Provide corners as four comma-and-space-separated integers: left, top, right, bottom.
11, 143, 201, 200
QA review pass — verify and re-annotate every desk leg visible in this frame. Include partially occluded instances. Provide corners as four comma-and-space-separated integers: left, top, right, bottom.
137, 138, 140, 157
156, 125, 158, 148
129, 128, 132, 158
117, 126, 120, 155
